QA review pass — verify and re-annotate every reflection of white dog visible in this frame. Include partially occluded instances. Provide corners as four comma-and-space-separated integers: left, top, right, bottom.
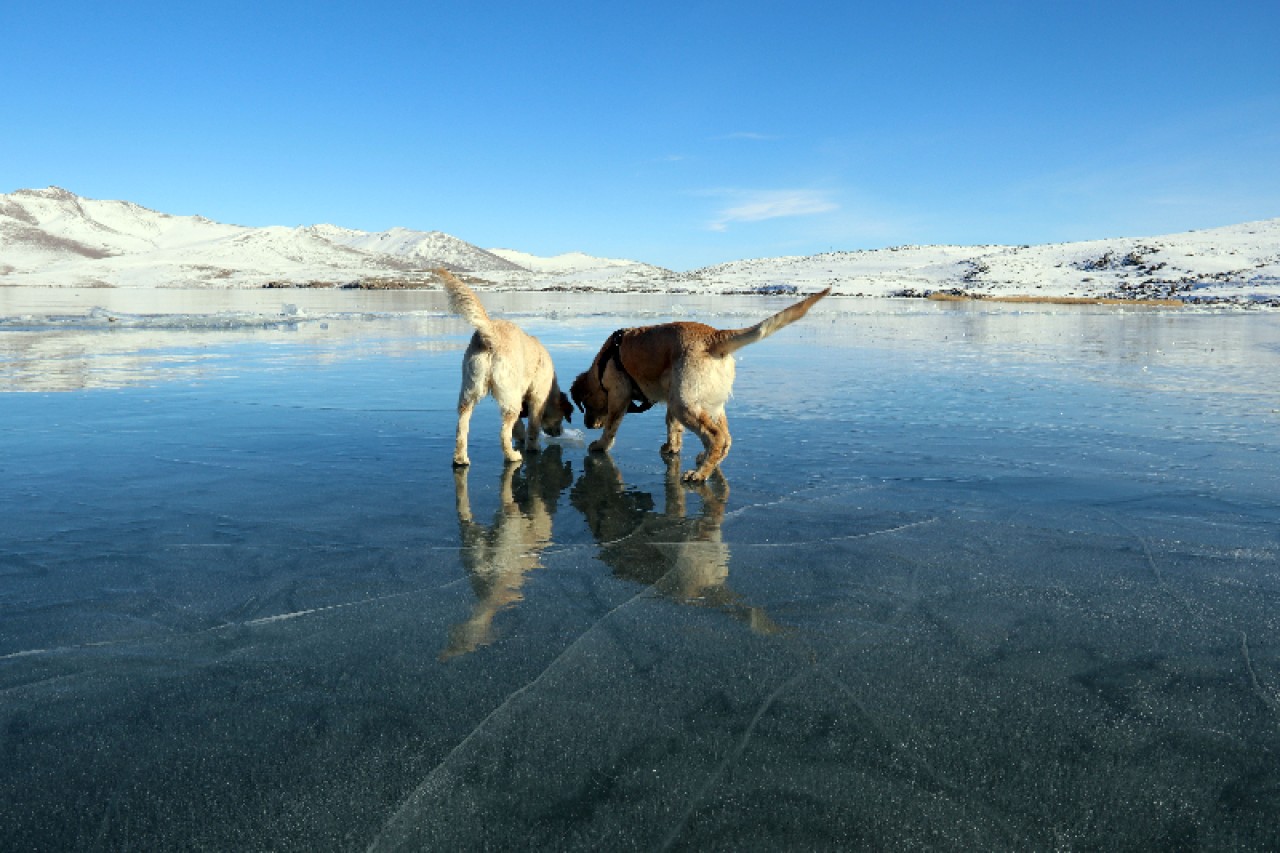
571, 454, 782, 635
439, 269, 572, 467
442, 450, 572, 660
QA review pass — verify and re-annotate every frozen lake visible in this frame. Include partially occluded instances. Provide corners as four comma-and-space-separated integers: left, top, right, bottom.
3, 290, 1279, 850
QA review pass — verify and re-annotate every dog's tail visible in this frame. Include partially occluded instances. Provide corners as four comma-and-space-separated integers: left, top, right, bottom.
437, 268, 496, 346
708, 287, 831, 357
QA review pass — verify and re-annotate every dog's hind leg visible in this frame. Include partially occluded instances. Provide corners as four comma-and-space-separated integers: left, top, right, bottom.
454, 397, 478, 467
453, 466, 474, 523
455, 349, 489, 468
683, 410, 731, 482
499, 408, 524, 465
661, 409, 684, 458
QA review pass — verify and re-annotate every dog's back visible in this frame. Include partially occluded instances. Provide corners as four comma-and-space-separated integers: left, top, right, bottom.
601, 286, 830, 393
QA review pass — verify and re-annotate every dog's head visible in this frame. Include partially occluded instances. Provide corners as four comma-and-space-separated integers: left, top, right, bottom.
570, 369, 609, 430
539, 389, 573, 437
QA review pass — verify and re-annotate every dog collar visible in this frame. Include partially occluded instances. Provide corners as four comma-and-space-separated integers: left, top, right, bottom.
599, 329, 655, 414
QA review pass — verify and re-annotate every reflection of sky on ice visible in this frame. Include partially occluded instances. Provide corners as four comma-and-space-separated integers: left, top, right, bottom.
2, 293, 1279, 849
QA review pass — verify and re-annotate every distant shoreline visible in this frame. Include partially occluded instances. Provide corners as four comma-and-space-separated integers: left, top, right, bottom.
10, 280, 1280, 308
926, 292, 1185, 308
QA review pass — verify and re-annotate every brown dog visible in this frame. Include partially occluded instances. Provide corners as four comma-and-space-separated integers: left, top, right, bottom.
570, 288, 830, 481
570, 452, 783, 635
440, 269, 572, 467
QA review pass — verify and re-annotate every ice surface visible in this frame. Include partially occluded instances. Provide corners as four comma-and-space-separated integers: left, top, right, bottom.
2, 293, 1279, 849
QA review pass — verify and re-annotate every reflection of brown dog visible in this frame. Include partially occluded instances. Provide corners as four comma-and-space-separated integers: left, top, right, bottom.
439, 269, 572, 467
569, 289, 829, 481
570, 453, 782, 635
443, 447, 573, 660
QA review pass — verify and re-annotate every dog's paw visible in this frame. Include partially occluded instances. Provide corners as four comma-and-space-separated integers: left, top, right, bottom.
681, 468, 708, 483
660, 443, 681, 457
452, 456, 471, 468
588, 439, 608, 453
503, 450, 524, 465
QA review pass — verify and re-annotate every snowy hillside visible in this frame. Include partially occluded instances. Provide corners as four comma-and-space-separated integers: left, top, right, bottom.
2, 187, 1277, 305
0, 187, 532, 288
0, 187, 244, 267
680, 220, 1280, 305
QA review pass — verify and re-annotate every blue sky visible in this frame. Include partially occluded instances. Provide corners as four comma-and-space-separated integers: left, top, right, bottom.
3, 1, 1277, 270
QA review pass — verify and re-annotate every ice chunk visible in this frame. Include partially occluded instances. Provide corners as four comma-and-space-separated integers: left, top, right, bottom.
547, 427, 586, 446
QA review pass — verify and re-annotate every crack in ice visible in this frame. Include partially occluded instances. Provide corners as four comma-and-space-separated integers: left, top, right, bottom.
658, 670, 806, 851
735, 517, 939, 547
1240, 631, 1280, 719
0, 580, 469, 661
1106, 512, 1280, 721
367, 584, 658, 851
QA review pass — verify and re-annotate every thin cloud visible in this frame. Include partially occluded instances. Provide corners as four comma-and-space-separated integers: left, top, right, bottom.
716, 131, 779, 141
707, 189, 839, 232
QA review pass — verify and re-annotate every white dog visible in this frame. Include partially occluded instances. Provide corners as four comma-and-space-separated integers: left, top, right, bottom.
439, 269, 572, 467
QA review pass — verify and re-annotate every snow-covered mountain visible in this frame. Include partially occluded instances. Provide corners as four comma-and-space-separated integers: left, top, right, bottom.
304, 224, 523, 273
0, 187, 581, 288
2, 187, 1277, 304
488, 248, 638, 272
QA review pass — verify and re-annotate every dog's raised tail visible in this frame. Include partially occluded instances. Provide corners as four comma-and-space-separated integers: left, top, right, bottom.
437, 268, 495, 345
708, 287, 831, 357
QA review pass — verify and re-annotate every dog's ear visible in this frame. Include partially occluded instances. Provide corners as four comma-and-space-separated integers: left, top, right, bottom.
569, 374, 587, 414
559, 391, 574, 422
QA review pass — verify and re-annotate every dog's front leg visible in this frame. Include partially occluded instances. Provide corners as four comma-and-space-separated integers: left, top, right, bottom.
588, 409, 625, 454
522, 405, 542, 454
